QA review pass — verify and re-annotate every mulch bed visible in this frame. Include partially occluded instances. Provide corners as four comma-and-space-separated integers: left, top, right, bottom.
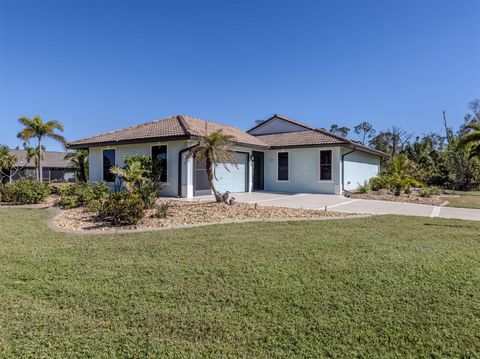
348, 189, 446, 206
53, 199, 354, 232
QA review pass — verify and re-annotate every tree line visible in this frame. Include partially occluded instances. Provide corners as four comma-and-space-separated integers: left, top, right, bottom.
328, 100, 480, 191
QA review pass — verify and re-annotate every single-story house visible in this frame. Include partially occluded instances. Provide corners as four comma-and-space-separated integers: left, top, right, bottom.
0, 149, 75, 183
67, 114, 385, 198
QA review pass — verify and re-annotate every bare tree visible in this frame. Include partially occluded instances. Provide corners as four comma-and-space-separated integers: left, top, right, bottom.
353, 122, 376, 144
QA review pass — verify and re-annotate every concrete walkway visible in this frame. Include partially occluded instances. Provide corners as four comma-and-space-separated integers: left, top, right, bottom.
223, 191, 480, 221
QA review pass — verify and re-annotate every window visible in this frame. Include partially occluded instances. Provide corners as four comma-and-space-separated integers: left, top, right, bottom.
277, 152, 289, 181
320, 150, 332, 181
103, 149, 115, 182
152, 145, 167, 182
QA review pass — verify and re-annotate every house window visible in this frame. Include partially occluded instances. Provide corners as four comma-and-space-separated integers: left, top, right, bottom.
103, 149, 115, 182
152, 145, 167, 182
277, 152, 289, 181
320, 150, 332, 181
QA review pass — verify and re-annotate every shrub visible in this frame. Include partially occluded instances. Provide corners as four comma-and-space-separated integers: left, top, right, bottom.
99, 192, 145, 225
154, 201, 172, 219
58, 182, 109, 208
0, 179, 50, 204
357, 181, 369, 194
136, 178, 157, 209
419, 186, 441, 198
369, 176, 389, 191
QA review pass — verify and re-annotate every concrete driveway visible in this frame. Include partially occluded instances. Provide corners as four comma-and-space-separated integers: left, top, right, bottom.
229, 191, 480, 221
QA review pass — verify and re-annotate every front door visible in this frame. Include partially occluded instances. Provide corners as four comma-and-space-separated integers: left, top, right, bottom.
252, 151, 264, 191
194, 159, 211, 196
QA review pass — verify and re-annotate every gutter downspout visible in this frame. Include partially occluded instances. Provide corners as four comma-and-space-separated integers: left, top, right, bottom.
177, 143, 199, 198
341, 147, 356, 195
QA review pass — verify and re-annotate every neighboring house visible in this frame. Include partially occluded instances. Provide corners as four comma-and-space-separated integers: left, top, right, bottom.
67, 114, 385, 198
0, 149, 75, 183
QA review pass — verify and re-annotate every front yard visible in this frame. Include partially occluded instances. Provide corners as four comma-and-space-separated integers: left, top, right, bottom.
442, 191, 480, 209
0, 208, 479, 357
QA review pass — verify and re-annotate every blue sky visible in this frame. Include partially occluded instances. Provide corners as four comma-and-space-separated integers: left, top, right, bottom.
1, 0, 479, 151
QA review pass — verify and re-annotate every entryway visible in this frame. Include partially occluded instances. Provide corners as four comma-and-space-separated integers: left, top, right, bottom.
252, 151, 264, 191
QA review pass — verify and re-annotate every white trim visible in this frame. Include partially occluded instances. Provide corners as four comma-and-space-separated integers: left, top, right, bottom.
318, 149, 333, 182
150, 142, 168, 183
276, 150, 290, 182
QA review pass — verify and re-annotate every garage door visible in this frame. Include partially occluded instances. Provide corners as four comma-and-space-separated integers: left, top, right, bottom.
214, 152, 248, 193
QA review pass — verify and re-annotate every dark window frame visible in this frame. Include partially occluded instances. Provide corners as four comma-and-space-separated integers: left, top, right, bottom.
103, 149, 116, 183
277, 151, 289, 181
151, 144, 168, 182
319, 150, 332, 181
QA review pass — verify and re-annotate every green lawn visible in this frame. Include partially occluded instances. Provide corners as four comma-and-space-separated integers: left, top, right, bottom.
1, 209, 479, 358
442, 191, 480, 209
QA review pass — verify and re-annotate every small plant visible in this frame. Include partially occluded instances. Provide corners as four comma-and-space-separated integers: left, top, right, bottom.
357, 181, 370, 194
419, 186, 441, 198
154, 201, 172, 219
98, 192, 145, 225
0, 179, 50, 204
369, 176, 389, 191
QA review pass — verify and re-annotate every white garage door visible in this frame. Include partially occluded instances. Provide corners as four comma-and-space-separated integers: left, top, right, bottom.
214, 153, 248, 193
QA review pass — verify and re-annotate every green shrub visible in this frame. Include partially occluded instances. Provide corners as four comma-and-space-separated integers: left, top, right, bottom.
419, 186, 441, 198
99, 192, 145, 225
136, 178, 157, 209
357, 181, 370, 194
154, 201, 172, 219
58, 182, 109, 208
369, 176, 390, 191
0, 179, 50, 204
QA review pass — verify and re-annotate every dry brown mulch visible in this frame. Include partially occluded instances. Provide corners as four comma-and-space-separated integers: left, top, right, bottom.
348, 189, 445, 206
53, 199, 353, 232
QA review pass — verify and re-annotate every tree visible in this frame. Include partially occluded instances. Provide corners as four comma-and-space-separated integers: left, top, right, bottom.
65, 150, 89, 182
370, 127, 410, 157
0, 145, 35, 183
460, 122, 480, 159
354, 122, 376, 145
17, 116, 65, 182
0, 146, 17, 183
187, 129, 237, 203
329, 124, 350, 138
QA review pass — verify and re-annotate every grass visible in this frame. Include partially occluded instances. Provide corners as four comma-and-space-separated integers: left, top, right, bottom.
442, 191, 480, 209
0, 208, 479, 358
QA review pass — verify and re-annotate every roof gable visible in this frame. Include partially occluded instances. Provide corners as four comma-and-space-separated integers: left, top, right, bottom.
248, 115, 309, 135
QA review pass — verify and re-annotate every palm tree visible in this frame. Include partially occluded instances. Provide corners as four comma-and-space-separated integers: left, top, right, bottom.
187, 129, 237, 202
65, 150, 88, 182
17, 116, 65, 182
460, 122, 480, 159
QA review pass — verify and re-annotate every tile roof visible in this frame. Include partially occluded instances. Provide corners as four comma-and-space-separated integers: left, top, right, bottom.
254, 130, 347, 147
67, 115, 267, 148
9, 149, 72, 168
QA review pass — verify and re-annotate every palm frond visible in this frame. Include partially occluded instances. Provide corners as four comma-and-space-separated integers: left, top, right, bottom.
47, 133, 67, 145
17, 128, 36, 141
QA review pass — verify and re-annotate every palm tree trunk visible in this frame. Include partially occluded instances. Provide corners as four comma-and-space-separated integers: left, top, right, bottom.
38, 137, 43, 182
206, 157, 222, 202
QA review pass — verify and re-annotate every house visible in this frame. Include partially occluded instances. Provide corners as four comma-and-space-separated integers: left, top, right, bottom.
0, 149, 75, 183
67, 114, 385, 198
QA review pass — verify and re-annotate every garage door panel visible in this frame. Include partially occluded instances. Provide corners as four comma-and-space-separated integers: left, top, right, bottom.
214, 153, 248, 193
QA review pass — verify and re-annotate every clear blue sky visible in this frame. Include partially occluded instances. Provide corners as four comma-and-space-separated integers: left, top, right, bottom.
1, 0, 479, 151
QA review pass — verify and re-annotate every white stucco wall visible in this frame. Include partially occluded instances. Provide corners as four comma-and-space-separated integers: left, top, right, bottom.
88, 140, 192, 197
263, 147, 342, 194
343, 149, 381, 190
249, 118, 306, 135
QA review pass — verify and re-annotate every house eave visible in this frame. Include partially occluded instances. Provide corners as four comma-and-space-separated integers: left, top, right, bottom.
66, 135, 192, 149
